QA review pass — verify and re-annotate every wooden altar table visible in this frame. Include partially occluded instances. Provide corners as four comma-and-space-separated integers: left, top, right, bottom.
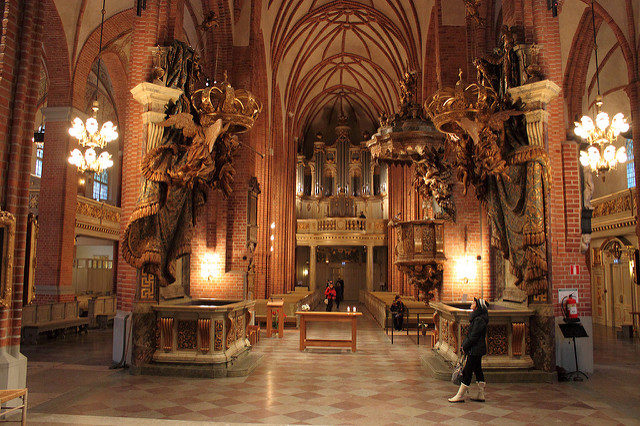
296, 311, 363, 352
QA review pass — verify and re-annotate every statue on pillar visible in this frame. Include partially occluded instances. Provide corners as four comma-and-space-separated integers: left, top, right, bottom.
123, 41, 261, 287
426, 57, 552, 298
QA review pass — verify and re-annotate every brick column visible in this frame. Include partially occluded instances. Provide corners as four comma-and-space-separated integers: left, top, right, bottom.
498, 0, 593, 373
35, 108, 85, 303
0, 0, 44, 389
115, 0, 172, 366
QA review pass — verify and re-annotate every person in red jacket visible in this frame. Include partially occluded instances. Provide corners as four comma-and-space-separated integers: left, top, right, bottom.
324, 282, 337, 312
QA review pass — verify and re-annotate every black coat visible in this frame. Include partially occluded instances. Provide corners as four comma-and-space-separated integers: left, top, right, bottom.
335, 280, 344, 300
462, 308, 488, 356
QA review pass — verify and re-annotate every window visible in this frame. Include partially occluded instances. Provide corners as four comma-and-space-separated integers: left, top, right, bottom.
34, 143, 43, 178
627, 139, 635, 189
93, 171, 109, 201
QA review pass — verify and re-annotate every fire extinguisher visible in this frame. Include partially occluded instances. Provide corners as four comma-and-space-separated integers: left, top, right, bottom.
561, 294, 579, 323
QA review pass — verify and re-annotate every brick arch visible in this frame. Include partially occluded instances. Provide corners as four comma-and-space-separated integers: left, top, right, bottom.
563, 10, 602, 122
574, 0, 635, 79
42, 0, 72, 106
71, 8, 135, 110
96, 51, 129, 129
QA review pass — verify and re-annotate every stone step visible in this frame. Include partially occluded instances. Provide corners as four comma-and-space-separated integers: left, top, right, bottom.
420, 350, 555, 383
136, 351, 263, 379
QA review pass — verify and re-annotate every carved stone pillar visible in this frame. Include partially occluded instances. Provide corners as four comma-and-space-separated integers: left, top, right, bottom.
130, 82, 183, 151
507, 80, 561, 147
366, 244, 374, 291
309, 245, 317, 291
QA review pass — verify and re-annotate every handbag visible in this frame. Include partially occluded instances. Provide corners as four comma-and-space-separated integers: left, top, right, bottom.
451, 354, 467, 385
324, 298, 328, 305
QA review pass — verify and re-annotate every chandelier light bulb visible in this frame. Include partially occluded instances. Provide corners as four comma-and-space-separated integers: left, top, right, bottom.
616, 146, 627, 164
579, 151, 590, 167
85, 117, 99, 135
595, 112, 609, 131
603, 145, 616, 163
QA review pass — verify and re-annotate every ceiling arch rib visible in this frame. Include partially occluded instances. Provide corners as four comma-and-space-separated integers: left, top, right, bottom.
290, 53, 399, 118
270, 1, 424, 148
295, 87, 383, 142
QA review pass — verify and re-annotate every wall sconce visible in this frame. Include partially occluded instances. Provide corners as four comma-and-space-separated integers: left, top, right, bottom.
201, 252, 220, 281
457, 255, 476, 285
303, 268, 309, 276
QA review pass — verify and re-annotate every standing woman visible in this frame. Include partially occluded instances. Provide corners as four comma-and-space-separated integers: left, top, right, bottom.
449, 298, 489, 403
324, 282, 337, 312
335, 278, 344, 310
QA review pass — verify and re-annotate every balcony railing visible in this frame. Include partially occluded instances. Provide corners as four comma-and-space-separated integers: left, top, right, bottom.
297, 218, 387, 234
28, 189, 121, 239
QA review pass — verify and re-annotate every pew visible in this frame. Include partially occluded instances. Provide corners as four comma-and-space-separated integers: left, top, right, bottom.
21, 301, 89, 344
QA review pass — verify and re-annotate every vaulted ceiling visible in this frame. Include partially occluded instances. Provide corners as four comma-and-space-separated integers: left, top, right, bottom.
263, 0, 436, 148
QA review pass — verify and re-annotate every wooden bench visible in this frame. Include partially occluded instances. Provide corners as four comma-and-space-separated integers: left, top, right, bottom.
87, 295, 116, 328
255, 290, 324, 327
247, 325, 261, 345
21, 301, 89, 344
0, 389, 27, 425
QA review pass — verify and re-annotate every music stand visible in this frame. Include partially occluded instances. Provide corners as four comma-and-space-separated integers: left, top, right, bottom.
558, 322, 589, 381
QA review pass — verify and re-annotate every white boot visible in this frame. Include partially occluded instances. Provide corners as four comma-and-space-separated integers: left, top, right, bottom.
470, 381, 485, 402
448, 383, 469, 403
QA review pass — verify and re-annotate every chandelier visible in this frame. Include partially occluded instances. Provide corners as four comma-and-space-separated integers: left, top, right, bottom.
576, 0, 629, 175
68, 0, 117, 174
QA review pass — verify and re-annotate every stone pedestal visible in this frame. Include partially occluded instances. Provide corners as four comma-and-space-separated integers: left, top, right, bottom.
130, 82, 184, 150
507, 80, 561, 147
0, 347, 27, 391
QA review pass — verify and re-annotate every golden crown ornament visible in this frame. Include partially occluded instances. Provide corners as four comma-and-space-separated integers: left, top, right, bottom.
191, 71, 262, 133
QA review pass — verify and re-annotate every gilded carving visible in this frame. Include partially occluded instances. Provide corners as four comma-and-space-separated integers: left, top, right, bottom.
123, 40, 261, 286
425, 29, 552, 297
593, 191, 632, 218
0, 211, 15, 308
226, 314, 236, 348
512, 322, 525, 356
448, 321, 458, 354
214, 320, 223, 351
487, 324, 508, 355
177, 320, 197, 350
160, 317, 174, 351
140, 273, 157, 301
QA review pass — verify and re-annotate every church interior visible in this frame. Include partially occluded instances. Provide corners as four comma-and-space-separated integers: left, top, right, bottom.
0, 0, 640, 424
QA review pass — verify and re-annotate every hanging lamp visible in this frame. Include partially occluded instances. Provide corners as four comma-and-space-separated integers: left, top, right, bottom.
576, 0, 629, 175
68, 0, 118, 174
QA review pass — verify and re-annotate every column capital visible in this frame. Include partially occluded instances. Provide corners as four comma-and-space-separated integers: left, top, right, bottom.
131, 82, 183, 111
507, 80, 561, 110
42, 106, 86, 123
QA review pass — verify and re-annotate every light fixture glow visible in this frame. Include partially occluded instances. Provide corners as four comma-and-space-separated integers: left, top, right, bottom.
456, 256, 477, 284
201, 252, 220, 281
67, 0, 117, 174
575, 1, 629, 176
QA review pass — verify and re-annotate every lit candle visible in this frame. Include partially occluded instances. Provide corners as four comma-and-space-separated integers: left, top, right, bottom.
353, 306, 356, 312
347, 307, 351, 312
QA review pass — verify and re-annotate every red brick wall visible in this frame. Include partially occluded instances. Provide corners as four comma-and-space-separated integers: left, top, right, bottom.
0, 0, 44, 347
117, 0, 173, 311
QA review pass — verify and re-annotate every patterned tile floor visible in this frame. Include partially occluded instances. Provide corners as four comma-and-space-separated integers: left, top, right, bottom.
12, 303, 640, 425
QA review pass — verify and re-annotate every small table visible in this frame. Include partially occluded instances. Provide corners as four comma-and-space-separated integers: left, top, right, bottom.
267, 300, 285, 338
296, 311, 362, 352
0, 388, 27, 425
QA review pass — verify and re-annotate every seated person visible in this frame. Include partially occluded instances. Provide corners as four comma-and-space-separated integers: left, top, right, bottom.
389, 295, 406, 331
